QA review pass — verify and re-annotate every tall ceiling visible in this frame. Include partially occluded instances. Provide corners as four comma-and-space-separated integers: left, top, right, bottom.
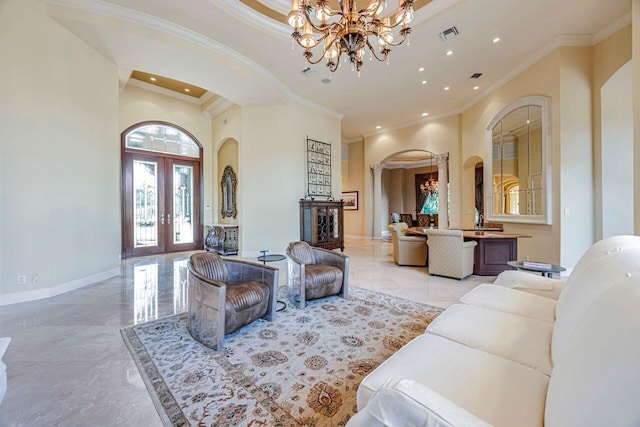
48, 0, 631, 141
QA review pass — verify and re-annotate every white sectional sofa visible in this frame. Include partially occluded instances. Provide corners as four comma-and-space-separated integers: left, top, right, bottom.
347, 235, 640, 427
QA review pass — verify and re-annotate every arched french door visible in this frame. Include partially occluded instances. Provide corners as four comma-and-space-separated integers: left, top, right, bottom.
121, 121, 203, 258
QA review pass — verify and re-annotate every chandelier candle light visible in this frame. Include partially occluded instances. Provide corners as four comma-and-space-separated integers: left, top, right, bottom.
288, 0, 415, 73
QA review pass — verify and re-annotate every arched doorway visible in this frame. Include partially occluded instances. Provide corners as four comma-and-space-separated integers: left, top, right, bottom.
121, 121, 203, 258
373, 150, 449, 239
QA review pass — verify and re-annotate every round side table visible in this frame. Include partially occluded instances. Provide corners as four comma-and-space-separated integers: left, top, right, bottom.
257, 250, 286, 311
507, 261, 566, 278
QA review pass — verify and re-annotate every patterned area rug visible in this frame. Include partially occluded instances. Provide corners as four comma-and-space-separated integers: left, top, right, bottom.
121, 287, 443, 426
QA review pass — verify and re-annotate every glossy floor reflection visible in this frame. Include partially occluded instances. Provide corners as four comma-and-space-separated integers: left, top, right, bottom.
0, 237, 491, 426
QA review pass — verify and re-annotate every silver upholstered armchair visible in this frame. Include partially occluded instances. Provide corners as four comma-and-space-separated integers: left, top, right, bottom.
187, 252, 278, 350
388, 223, 428, 266
286, 241, 349, 309
426, 229, 477, 279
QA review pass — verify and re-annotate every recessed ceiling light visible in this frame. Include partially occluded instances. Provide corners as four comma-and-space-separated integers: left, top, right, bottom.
444, 86, 450, 91
446, 50, 453, 56
493, 37, 501, 43
421, 80, 427, 85
184, 88, 190, 92
149, 77, 157, 82
418, 67, 425, 72
473, 86, 479, 90
422, 112, 429, 117
376, 125, 382, 129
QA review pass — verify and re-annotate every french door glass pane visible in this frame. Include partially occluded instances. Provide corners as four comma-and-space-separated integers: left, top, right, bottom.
133, 160, 158, 248
173, 165, 194, 244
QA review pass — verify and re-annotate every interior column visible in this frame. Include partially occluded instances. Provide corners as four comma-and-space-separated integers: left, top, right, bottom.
436, 153, 449, 228
371, 164, 384, 239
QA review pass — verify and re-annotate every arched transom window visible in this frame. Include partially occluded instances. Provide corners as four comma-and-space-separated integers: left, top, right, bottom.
125, 124, 200, 158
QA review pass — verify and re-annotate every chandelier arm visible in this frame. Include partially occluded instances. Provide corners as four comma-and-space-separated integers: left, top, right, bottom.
301, 7, 344, 33
303, 46, 334, 65
365, 39, 389, 62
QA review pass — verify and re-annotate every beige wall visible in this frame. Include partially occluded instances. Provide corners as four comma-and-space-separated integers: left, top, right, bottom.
0, 0, 120, 303
343, 141, 364, 236
592, 26, 632, 239
217, 139, 239, 225
213, 103, 341, 254
212, 105, 242, 230
558, 46, 594, 267
462, 50, 562, 264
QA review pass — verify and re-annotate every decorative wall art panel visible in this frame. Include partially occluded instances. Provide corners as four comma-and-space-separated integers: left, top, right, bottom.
306, 137, 332, 198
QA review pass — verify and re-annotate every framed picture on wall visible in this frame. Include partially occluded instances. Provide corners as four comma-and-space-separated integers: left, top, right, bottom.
342, 191, 358, 210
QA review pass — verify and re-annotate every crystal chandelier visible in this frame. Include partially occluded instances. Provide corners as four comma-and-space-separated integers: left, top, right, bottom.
288, 0, 415, 73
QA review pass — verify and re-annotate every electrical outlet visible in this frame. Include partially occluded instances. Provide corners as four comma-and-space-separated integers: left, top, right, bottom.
17, 275, 26, 285
31, 273, 40, 284
525, 256, 530, 261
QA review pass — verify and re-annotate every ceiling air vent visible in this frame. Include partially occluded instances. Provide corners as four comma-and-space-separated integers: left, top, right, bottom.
439, 26, 460, 41
470, 73, 483, 79
301, 67, 317, 77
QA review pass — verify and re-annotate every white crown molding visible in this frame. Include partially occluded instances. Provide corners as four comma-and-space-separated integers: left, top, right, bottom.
118, 68, 132, 92
592, 12, 632, 44
355, 14, 630, 140
127, 78, 202, 104
209, 0, 291, 40
203, 97, 235, 118
412, 0, 463, 27
45, 0, 292, 103
45, 0, 346, 120
290, 93, 344, 120
342, 136, 363, 144
458, 34, 594, 115
0, 268, 120, 306
256, 0, 290, 16
361, 108, 463, 139
556, 34, 594, 46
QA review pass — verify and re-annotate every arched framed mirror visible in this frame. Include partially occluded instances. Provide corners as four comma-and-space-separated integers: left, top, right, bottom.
221, 165, 237, 218
485, 96, 551, 224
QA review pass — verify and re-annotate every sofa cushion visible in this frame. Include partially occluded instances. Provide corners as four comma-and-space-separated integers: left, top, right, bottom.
545, 274, 640, 427
494, 269, 559, 290
552, 238, 640, 363
461, 284, 556, 323
349, 379, 492, 427
427, 304, 553, 375
357, 333, 549, 427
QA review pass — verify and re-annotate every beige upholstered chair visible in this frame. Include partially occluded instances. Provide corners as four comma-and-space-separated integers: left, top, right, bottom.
388, 223, 428, 266
426, 229, 477, 279
286, 241, 349, 309
187, 252, 278, 350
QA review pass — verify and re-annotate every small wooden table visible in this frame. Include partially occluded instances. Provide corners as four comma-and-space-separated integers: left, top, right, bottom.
462, 232, 532, 276
507, 261, 566, 278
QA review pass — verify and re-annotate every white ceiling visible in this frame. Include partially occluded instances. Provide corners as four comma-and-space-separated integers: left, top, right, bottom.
46, 0, 631, 141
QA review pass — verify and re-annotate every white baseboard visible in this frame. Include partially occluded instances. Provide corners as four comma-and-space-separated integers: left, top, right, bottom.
0, 268, 121, 306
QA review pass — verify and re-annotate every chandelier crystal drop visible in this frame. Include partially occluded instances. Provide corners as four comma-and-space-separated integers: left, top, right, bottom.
288, 0, 415, 73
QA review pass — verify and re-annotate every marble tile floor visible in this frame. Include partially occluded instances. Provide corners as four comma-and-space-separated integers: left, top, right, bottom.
0, 237, 492, 427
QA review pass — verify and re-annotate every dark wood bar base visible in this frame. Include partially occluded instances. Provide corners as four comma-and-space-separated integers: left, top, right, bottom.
462, 232, 532, 276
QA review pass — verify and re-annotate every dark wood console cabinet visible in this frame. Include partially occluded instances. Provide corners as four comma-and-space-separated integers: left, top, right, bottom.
299, 200, 344, 251
205, 224, 238, 255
